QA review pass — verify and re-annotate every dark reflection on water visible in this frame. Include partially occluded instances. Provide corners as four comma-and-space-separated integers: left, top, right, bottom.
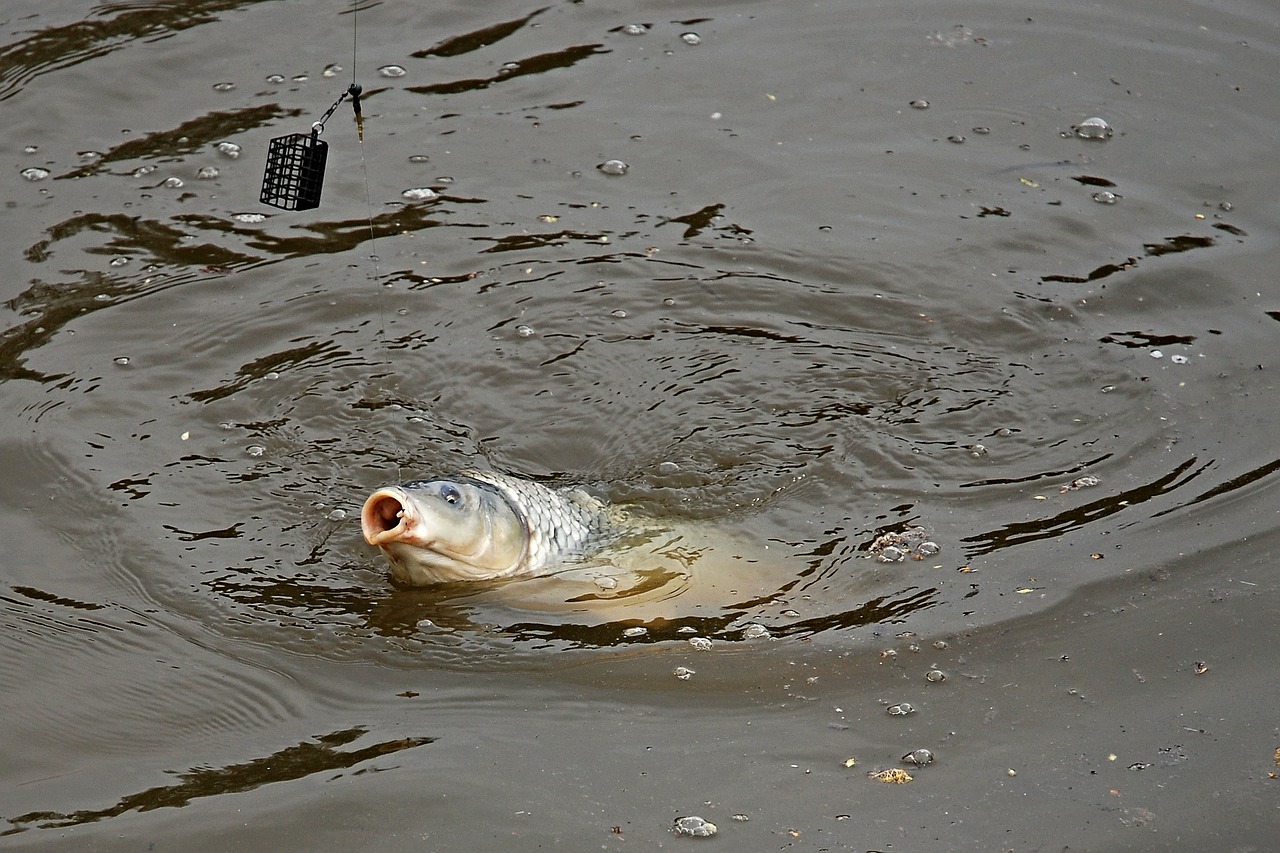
0, 0, 270, 101
411, 7, 548, 59
2, 727, 434, 835
406, 43, 608, 96
55, 104, 300, 180
961, 456, 1211, 557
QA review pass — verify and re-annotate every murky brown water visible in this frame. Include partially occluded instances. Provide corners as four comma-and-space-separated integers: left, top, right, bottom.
3, 0, 1278, 848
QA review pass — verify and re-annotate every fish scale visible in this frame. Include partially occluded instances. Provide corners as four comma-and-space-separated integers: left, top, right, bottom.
463, 470, 614, 572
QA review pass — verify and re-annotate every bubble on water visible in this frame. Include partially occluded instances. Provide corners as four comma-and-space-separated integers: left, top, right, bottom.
947, 135, 965, 144
609, 309, 627, 319
972, 126, 991, 134
673, 666, 695, 680
910, 99, 929, 109
163, 176, 185, 188
903, 748, 935, 766
22, 145, 37, 154
1092, 190, 1118, 204
113, 356, 130, 366
246, 445, 266, 457
437, 176, 454, 183
401, 187, 439, 201
1073, 116, 1113, 140
216, 141, 242, 159
212, 81, 236, 92
917, 540, 940, 556
132, 165, 157, 178
322, 64, 343, 78
232, 212, 267, 223
291, 74, 308, 82
265, 74, 286, 84
742, 623, 771, 640
622, 626, 648, 638
1218, 201, 1233, 212
925, 669, 947, 683
673, 816, 716, 837
688, 636, 713, 651
497, 62, 520, 75
622, 23, 649, 35
969, 443, 987, 457
408, 154, 430, 163
196, 166, 219, 180
598, 159, 628, 176
94, 293, 111, 302
676, 626, 697, 634
264, 371, 280, 380
887, 702, 916, 716
780, 608, 800, 618
1170, 354, 1189, 364
656, 461, 679, 475
379, 65, 406, 78
681, 32, 702, 45
933, 640, 949, 650
877, 545, 905, 563
109, 256, 130, 267
1150, 350, 1164, 359
515, 324, 535, 337
326, 508, 348, 522
593, 575, 618, 590
20, 167, 50, 181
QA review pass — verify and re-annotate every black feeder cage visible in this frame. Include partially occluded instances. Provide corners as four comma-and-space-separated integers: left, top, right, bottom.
260, 129, 328, 211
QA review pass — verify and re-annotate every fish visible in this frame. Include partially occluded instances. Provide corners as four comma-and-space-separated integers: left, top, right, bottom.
360, 469, 643, 586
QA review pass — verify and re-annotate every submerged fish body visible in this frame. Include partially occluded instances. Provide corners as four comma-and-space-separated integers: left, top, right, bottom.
361, 470, 634, 585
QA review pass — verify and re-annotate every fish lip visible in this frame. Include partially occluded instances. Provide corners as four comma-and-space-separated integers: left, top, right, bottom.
361, 487, 417, 546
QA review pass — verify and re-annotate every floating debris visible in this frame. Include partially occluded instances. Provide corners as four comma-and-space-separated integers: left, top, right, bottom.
1060, 475, 1100, 493
871, 527, 940, 562
867, 768, 913, 784
1194, 661, 1209, 675
673, 816, 717, 837
842, 756, 858, 768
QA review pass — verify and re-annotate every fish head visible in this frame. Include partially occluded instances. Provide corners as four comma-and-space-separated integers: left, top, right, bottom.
360, 477, 528, 584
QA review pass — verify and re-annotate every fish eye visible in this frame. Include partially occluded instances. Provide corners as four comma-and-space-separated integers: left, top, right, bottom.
441, 484, 462, 505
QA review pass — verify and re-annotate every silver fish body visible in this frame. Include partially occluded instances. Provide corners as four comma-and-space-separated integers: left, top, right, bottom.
361, 470, 624, 585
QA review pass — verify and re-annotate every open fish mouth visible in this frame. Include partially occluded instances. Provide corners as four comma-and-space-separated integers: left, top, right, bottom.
361, 488, 414, 546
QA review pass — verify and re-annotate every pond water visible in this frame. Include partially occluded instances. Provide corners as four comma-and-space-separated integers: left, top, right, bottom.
2, 0, 1277, 849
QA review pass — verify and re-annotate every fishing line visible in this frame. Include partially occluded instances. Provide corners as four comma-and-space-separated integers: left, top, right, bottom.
347, 0, 402, 484
259, 0, 400, 482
